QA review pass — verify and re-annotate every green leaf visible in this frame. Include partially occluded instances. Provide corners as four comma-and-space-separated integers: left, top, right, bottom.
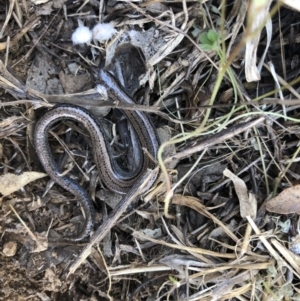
199, 30, 220, 52
199, 33, 210, 45
207, 30, 219, 43
211, 5, 220, 15
199, 43, 214, 51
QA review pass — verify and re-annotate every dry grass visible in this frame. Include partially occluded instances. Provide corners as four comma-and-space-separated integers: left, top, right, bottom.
1, 0, 300, 300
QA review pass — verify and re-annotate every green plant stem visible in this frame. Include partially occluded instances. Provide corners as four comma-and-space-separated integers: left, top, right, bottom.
158, 0, 285, 219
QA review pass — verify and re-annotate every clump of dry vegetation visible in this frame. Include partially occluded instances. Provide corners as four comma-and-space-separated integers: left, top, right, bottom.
1, 0, 300, 300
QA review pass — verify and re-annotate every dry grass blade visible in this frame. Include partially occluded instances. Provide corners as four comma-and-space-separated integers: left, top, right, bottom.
67, 168, 158, 277
170, 195, 238, 242
132, 229, 236, 259
164, 117, 265, 163
9, 204, 48, 252
0, 0, 15, 39
247, 217, 300, 278
271, 238, 300, 275
0, 15, 41, 51
1, 0, 300, 299
280, 0, 300, 12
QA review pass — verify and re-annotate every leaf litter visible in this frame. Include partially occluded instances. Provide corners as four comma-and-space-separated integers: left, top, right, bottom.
1, 1, 300, 300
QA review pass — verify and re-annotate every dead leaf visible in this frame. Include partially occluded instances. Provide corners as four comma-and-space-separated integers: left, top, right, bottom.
140, 228, 162, 241
43, 268, 62, 292
266, 185, 300, 214
59, 71, 92, 94
35, 1, 53, 15
245, 0, 273, 82
26, 52, 63, 94
223, 168, 257, 218
53, 0, 67, 9
0, 172, 47, 197
3, 241, 17, 257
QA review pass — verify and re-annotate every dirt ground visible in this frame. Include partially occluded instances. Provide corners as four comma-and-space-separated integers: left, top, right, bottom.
1, 1, 300, 300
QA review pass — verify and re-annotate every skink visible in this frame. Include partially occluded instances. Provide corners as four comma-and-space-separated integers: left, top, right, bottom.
34, 69, 159, 242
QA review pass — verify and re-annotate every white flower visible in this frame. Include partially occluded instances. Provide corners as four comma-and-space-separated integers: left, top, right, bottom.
71, 21, 92, 45
92, 23, 117, 41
